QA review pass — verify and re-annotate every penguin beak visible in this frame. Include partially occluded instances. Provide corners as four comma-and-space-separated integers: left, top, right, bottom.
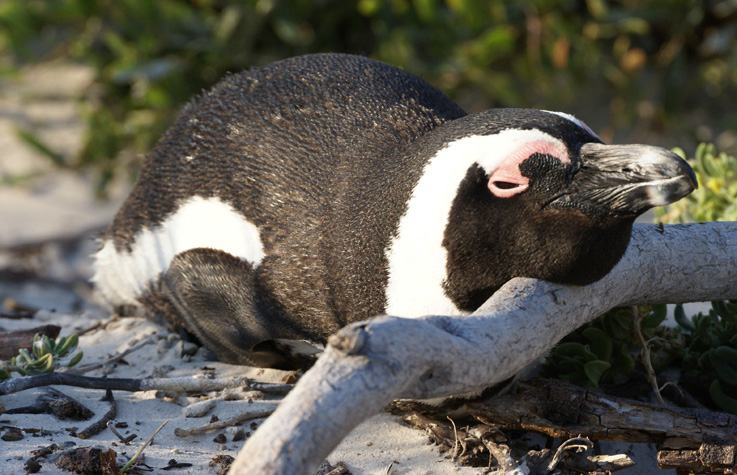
550, 143, 698, 216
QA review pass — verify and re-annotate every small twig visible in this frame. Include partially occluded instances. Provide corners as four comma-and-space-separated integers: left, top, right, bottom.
479, 432, 522, 474
174, 408, 275, 437
659, 381, 678, 394
75, 320, 103, 336
546, 436, 593, 473
66, 337, 157, 375
633, 307, 666, 405
77, 389, 116, 439
447, 416, 461, 460
76, 316, 118, 337
107, 421, 136, 444
245, 381, 294, 396
120, 419, 169, 473
657, 378, 703, 408
0, 372, 294, 396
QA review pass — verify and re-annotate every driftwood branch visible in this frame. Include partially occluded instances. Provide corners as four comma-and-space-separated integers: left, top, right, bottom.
391, 374, 737, 473
231, 223, 737, 474
469, 378, 736, 444
0, 372, 293, 396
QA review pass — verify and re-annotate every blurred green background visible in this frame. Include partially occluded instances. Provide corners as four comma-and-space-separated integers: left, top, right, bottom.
1, 0, 736, 195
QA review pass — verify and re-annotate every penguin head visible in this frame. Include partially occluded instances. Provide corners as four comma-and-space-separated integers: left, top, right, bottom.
429, 109, 697, 311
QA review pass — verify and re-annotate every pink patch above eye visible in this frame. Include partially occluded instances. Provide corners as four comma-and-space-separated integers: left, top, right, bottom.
488, 140, 569, 198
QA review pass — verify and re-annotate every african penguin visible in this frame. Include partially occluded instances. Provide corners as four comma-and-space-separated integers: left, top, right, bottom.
93, 53, 697, 369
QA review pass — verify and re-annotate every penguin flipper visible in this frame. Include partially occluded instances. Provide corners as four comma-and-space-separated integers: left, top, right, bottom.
162, 248, 318, 370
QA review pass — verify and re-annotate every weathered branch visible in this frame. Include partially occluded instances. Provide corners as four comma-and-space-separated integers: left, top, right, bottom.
173, 408, 276, 437
468, 378, 737, 473
468, 378, 737, 446
0, 372, 293, 396
77, 389, 116, 439
231, 223, 737, 474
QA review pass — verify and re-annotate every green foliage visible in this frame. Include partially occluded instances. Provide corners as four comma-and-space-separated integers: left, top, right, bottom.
543, 305, 670, 388
1, 333, 83, 379
657, 144, 737, 223
1, 1, 735, 193
673, 301, 737, 413
546, 301, 737, 414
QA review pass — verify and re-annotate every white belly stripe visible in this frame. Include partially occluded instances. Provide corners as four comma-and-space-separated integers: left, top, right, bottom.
93, 196, 264, 306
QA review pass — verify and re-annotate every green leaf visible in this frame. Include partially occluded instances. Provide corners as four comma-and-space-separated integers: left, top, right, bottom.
19, 348, 33, 364
56, 334, 79, 357
67, 351, 84, 367
674, 304, 693, 330
584, 360, 611, 387
713, 301, 737, 324
710, 380, 737, 414
641, 305, 667, 328
552, 342, 589, 358
611, 343, 635, 374
710, 348, 737, 385
582, 327, 613, 361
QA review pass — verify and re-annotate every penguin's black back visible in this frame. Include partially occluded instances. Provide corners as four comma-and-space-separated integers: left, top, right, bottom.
105, 54, 467, 339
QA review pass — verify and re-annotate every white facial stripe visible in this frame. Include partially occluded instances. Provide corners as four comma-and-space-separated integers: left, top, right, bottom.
93, 196, 264, 306
384, 129, 565, 318
543, 110, 600, 140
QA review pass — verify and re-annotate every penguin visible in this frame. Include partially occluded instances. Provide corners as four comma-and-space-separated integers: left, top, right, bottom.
93, 53, 697, 369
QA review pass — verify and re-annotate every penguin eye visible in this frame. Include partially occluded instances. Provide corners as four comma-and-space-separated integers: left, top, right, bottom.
487, 174, 529, 198
487, 140, 568, 198
492, 181, 521, 190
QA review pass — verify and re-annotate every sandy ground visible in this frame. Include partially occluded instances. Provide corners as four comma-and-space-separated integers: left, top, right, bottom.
0, 62, 681, 474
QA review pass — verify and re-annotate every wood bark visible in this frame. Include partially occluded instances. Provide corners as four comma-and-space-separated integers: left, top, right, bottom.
230, 222, 737, 475
469, 378, 737, 473
391, 377, 737, 472
0, 325, 60, 360
469, 378, 737, 445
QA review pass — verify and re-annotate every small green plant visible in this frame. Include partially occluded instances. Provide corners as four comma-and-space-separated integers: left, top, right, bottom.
543, 305, 672, 388
674, 301, 737, 413
1, 333, 84, 379
657, 144, 737, 223
546, 301, 737, 414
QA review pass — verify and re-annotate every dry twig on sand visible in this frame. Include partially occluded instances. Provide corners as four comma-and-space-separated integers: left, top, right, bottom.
66, 337, 157, 375
174, 408, 276, 437
0, 373, 293, 396
77, 389, 116, 439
